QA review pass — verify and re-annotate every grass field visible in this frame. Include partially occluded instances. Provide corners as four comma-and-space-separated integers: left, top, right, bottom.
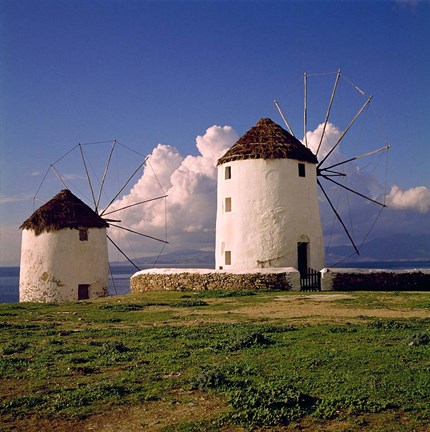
1, 290, 429, 431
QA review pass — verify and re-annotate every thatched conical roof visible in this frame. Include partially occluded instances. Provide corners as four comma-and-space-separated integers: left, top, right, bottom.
217, 118, 318, 165
20, 189, 109, 235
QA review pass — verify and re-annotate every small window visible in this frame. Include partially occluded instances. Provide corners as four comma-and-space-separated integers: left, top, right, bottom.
225, 251, 231, 265
298, 163, 306, 177
225, 166, 231, 179
79, 228, 88, 241
225, 197, 232, 212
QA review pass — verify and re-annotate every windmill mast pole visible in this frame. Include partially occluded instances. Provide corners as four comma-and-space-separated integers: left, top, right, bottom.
304, 72, 308, 147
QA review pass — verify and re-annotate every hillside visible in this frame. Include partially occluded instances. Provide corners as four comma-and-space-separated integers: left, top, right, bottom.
326, 233, 430, 263
116, 234, 430, 268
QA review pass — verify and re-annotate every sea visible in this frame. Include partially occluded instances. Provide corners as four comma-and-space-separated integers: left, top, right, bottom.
1, 261, 430, 304
0, 265, 137, 304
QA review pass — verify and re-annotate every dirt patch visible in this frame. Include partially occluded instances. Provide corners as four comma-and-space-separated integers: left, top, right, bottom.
84, 391, 226, 432
275, 294, 354, 301
170, 293, 429, 325
233, 294, 429, 322
12, 408, 428, 432
7, 391, 227, 432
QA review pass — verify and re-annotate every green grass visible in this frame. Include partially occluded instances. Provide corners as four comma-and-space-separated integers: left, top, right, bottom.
336, 290, 430, 310
0, 291, 429, 431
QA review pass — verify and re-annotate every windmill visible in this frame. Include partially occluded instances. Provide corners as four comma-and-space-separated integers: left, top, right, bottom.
19, 140, 168, 302
215, 118, 325, 275
215, 70, 390, 279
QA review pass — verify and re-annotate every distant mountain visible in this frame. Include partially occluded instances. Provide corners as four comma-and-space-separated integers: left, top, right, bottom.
326, 234, 430, 263
123, 249, 215, 267
113, 234, 430, 268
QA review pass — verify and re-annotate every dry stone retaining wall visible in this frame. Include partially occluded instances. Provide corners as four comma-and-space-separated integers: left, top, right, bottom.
321, 268, 430, 291
131, 268, 430, 293
131, 269, 300, 293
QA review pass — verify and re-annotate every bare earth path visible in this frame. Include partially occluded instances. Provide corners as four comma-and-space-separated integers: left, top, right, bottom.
171, 292, 430, 325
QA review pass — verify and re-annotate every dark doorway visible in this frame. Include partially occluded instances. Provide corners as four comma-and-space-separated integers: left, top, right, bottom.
298, 242, 321, 290
297, 242, 308, 276
78, 284, 90, 300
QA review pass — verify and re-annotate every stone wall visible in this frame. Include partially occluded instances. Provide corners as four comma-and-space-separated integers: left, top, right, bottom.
130, 267, 430, 293
131, 268, 300, 293
321, 268, 430, 291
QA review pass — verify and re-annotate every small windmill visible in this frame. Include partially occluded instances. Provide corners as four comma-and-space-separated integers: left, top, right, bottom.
19, 140, 168, 302
19, 189, 110, 302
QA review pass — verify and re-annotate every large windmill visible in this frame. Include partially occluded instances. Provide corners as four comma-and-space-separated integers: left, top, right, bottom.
215, 70, 389, 279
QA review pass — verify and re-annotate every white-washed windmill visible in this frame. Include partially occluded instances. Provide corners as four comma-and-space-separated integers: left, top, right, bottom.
215, 70, 390, 285
19, 140, 168, 302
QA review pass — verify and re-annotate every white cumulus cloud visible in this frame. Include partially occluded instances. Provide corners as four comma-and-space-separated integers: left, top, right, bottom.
107, 125, 238, 256
304, 122, 342, 159
386, 185, 430, 213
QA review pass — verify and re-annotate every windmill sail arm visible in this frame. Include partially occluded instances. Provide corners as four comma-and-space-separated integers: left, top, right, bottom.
79, 144, 97, 210
50, 165, 68, 190
109, 223, 169, 244
316, 69, 341, 156
107, 235, 140, 271
102, 195, 168, 216
96, 139, 117, 212
274, 100, 295, 137
318, 179, 360, 255
318, 95, 373, 168
108, 262, 118, 295
320, 145, 390, 172
321, 175, 386, 207
318, 170, 347, 177
320, 157, 356, 172
100, 156, 149, 216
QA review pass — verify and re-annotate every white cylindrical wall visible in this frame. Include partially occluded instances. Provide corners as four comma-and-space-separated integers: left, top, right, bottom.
215, 158, 325, 271
19, 227, 109, 302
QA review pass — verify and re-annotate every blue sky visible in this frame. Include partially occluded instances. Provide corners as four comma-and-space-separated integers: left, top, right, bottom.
1, 0, 429, 265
